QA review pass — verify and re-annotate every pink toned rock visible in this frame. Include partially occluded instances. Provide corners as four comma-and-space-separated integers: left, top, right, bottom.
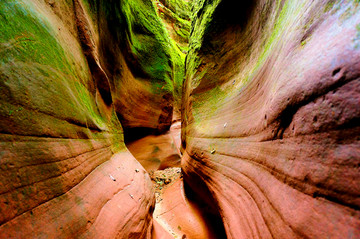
182, 1, 360, 238
127, 123, 181, 172
153, 178, 219, 239
152, 220, 173, 239
0, 0, 165, 238
169, 121, 182, 155
0, 148, 155, 238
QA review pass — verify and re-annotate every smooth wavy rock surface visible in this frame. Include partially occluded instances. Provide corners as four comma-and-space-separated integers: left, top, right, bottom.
1, 0, 360, 238
153, 178, 219, 239
182, 0, 360, 238
127, 121, 182, 172
0, 0, 179, 237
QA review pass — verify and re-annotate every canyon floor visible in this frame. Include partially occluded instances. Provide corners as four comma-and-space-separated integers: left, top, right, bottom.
127, 120, 223, 239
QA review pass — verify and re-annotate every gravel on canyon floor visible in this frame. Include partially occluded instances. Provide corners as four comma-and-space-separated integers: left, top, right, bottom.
149, 167, 182, 203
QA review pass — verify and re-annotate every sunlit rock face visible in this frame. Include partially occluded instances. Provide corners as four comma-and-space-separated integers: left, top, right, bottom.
0, 0, 182, 237
182, 0, 360, 238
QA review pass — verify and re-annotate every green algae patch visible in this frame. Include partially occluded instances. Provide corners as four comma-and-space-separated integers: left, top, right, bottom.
151, 0, 194, 109
113, 0, 174, 84
0, 1, 71, 73
0, 0, 124, 141
354, 23, 360, 49
153, 0, 192, 52
109, 108, 126, 152
98, 0, 187, 109
185, 0, 222, 81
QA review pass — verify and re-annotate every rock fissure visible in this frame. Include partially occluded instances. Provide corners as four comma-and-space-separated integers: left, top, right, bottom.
1, 0, 360, 238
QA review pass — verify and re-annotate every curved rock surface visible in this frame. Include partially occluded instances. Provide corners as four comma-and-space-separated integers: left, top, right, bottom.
127, 129, 181, 172
91, 0, 185, 133
1, 0, 360, 238
127, 120, 182, 172
0, 0, 182, 237
182, 0, 360, 238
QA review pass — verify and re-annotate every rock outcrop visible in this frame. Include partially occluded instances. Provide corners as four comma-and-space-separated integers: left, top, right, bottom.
182, 0, 360, 238
93, 0, 184, 134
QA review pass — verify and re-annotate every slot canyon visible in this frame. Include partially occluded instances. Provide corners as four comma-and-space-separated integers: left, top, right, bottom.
0, 0, 359, 238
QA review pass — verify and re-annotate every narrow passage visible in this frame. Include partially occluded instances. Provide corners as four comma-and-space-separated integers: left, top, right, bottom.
125, 118, 224, 239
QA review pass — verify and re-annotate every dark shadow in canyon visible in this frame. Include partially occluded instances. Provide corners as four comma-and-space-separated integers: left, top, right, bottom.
123, 118, 227, 238
183, 180, 227, 239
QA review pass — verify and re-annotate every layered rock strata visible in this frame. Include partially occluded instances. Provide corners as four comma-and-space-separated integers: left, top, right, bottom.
0, 0, 184, 237
182, 0, 360, 238
1, 0, 360, 238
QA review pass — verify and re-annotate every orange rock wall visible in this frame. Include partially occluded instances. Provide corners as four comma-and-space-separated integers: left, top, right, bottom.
182, 0, 360, 238
0, 0, 177, 237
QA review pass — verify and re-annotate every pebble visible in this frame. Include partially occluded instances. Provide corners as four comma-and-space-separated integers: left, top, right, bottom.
109, 174, 116, 181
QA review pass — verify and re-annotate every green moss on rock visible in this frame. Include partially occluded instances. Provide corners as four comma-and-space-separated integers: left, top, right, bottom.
0, 0, 123, 144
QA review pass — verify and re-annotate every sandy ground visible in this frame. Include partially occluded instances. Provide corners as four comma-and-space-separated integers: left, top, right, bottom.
151, 167, 185, 238
150, 167, 183, 204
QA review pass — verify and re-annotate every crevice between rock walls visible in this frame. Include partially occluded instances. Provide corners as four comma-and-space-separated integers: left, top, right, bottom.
73, 0, 113, 107
1, 0, 360, 238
